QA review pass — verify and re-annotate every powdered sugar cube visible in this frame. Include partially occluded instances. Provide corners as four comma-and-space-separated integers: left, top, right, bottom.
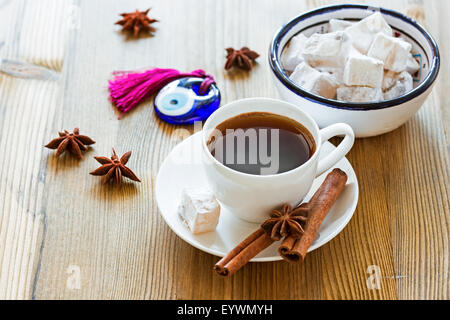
329, 19, 353, 32
345, 12, 392, 54
281, 33, 308, 72
177, 187, 220, 234
343, 52, 384, 88
384, 71, 413, 100
406, 53, 420, 74
302, 31, 350, 68
367, 32, 412, 72
290, 62, 338, 99
337, 86, 383, 102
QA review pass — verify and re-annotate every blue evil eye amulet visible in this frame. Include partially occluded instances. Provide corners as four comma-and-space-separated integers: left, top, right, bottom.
154, 77, 221, 125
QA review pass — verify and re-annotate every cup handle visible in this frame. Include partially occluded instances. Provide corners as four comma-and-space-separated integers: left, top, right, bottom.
316, 123, 355, 177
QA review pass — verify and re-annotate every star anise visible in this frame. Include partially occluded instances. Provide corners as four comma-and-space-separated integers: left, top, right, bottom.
261, 204, 308, 241
90, 149, 140, 187
116, 9, 158, 37
224, 47, 260, 70
45, 128, 95, 159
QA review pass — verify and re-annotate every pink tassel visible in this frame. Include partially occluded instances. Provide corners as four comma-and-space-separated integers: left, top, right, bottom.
108, 68, 215, 117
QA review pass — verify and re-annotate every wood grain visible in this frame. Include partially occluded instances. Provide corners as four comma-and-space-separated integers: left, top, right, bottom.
0, 0, 448, 300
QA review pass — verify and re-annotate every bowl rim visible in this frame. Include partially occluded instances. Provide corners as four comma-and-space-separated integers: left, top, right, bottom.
268, 4, 440, 111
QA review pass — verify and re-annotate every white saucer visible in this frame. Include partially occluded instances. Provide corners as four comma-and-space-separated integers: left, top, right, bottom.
155, 132, 358, 262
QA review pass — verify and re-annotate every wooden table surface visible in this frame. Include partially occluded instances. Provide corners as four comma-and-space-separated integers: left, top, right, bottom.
0, 0, 448, 300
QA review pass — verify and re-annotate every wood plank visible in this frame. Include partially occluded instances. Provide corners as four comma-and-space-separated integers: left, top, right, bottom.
0, 76, 60, 299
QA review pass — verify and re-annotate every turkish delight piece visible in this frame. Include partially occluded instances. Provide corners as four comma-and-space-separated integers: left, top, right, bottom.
406, 53, 420, 74
345, 12, 392, 54
367, 32, 412, 72
290, 62, 338, 99
329, 19, 353, 32
383, 71, 413, 100
177, 187, 220, 234
281, 33, 308, 72
367, 33, 395, 66
301, 31, 350, 68
382, 70, 399, 91
343, 52, 384, 88
337, 86, 384, 102
317, 66, 344, 85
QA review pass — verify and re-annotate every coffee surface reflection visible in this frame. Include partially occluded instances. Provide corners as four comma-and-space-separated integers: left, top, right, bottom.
207, 112, 315, 175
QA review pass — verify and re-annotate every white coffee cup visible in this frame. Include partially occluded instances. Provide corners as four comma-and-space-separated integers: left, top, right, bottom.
201, 98, 354, 223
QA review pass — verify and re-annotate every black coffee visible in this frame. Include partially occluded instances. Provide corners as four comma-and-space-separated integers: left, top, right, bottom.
207, 112, 315, 175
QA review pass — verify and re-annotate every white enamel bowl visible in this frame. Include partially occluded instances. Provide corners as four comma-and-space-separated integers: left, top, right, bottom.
269, 4, 440, 137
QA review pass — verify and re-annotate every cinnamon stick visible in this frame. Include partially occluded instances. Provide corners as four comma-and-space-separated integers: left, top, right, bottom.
214, 168, 348, 275
214, 228, 274, 276
279, 168, 348, 263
